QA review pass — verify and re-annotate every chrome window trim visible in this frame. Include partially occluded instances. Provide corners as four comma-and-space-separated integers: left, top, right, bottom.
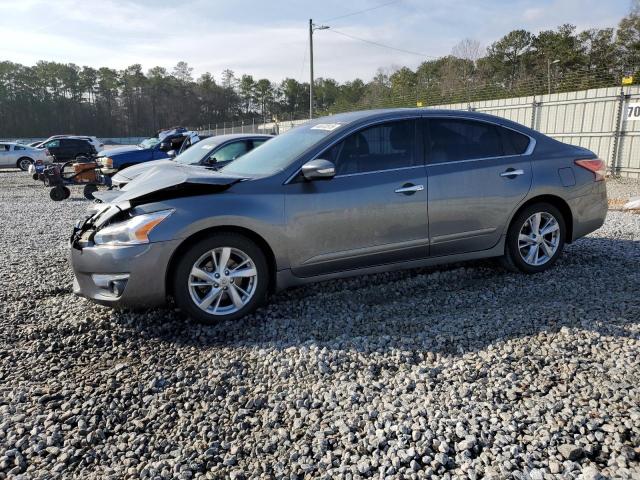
284, 112, 537, 184
424, 115, 537, 166
334, 164, 426, 179
427, 138, 537, 167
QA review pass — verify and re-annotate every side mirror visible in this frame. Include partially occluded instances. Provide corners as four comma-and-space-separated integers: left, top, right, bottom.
159, 141, 171, 151
167, 150, 176, 158
301, 159, 336, 181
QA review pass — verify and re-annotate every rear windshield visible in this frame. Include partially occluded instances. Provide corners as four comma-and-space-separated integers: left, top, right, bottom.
220, 124, 338, 177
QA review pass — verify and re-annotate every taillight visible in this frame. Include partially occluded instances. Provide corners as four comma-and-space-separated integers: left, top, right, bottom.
36, 159, 43, 165
45, 149, 51, 156
575, 159, 606, 181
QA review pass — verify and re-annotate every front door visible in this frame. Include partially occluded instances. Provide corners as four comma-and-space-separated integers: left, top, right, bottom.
285, 119, 429, 277
0, 144, 11, 167
425, 117, 533, 256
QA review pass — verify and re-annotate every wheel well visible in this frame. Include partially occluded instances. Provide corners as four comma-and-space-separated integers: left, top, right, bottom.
16, 156, 33, 166
511, 195, 574, 243
165, 226, 278, 299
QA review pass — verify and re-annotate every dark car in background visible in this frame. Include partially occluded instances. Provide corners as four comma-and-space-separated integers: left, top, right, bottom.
109, 134, 272, 188
71, 108, 607, 325
39, 137, 96, 162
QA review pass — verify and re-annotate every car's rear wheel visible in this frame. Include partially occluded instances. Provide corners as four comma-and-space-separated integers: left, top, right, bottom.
173, 234, 269, 324
502, 202, 566, 273
17, 157, 33, 171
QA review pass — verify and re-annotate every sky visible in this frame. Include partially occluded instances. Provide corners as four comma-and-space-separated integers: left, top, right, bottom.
0, 0, 632, 83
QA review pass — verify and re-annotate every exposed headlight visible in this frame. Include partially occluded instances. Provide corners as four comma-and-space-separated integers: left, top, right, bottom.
93, 210, 174, 246
101, 157, 113, 168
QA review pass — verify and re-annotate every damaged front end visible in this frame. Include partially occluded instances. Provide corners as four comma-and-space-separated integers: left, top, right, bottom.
72, 164, 243, 249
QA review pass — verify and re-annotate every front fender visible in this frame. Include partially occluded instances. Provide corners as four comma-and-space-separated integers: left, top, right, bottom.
143, 192, 290, 270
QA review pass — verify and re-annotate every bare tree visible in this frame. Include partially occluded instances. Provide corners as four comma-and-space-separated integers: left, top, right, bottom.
452, 38, 485, 65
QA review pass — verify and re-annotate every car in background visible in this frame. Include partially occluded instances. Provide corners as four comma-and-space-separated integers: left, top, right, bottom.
109, 134, 272, 188
37, 137, 97, 162
0, 142, 53, 170
34, 135, 104, 152
97, 130, 200, 175
70, 109, 607, 324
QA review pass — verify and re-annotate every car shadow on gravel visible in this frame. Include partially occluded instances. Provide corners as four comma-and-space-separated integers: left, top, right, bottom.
107, 236, 640, 355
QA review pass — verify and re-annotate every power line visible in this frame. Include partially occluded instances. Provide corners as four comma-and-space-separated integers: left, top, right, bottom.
321, 0, 402, 23
327, 28, 438, 59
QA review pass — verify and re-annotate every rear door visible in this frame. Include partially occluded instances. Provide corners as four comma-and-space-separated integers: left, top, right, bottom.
285, 119, 429, 277
425, 117, 533, 256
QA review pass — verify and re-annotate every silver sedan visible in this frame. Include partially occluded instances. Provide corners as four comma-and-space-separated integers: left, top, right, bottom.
0, 142, 53, 171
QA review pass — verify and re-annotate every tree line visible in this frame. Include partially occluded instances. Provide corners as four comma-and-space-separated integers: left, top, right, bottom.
1, 10, 639, 138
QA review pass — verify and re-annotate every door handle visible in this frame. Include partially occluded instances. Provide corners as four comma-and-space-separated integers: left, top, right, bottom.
395, 184, 424, 194
500, 168, 524, 178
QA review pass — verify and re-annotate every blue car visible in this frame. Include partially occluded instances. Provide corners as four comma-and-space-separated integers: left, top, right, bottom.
97, 131, 199, 174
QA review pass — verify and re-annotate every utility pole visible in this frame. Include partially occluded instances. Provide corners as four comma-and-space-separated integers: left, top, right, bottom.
547, 58, 560, 96
309, 19, 329, 119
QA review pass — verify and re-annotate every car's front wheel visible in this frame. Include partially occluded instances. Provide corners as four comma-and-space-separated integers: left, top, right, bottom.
174, 234, 269, 324
502, 202, 566, 273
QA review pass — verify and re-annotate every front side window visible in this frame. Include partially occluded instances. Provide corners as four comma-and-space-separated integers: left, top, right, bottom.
14, 145, 25, 150
427, 119, 503, 163
209, 141, 249, 163
323, 120, 417, 175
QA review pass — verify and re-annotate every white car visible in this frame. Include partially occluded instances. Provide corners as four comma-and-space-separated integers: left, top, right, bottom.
0, 142, 53, 171
34, 135, 104, 153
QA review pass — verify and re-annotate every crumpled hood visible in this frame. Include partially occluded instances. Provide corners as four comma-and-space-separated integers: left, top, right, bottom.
93, 163, 244, 207
112, 159, 175, 184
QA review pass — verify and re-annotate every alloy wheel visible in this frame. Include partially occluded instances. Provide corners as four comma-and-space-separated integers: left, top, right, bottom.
188, 247, 258, 316
518, 212, 560, 266
19, 158, 32, 171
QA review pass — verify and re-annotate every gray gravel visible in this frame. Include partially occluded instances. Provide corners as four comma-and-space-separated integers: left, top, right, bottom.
1, 170, 639, 479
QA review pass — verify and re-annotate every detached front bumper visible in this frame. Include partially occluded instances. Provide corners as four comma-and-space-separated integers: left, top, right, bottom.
70, 239, 181, 308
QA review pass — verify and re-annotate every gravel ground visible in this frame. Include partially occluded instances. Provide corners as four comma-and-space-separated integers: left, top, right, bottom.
0, 170, 639, 480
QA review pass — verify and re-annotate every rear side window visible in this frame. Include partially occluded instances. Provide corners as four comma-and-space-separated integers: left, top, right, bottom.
0, 144, 9, 151
324, 120, 417, 175
426, 119, 503, 163
500, 128, 531, 155
15, 145, 25, 150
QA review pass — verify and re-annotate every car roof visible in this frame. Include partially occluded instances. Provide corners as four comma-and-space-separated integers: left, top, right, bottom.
206, 133, 273, 141
309, 108, 539, 136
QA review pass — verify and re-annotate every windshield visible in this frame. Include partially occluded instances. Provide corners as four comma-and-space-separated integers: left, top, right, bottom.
174, 138, 218, 165
220, 125, 336, 177
138, 137, 160, 149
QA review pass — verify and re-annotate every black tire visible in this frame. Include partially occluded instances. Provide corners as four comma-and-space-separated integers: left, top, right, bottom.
501, 202, 566, 274
17, 157, 33, 171
50, 186, 66, 201
75, 154, 89, 162
63, 186, 71, 199
83, 184, 98, 199
32, 173, 39, 181
173, 234, 269, 324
